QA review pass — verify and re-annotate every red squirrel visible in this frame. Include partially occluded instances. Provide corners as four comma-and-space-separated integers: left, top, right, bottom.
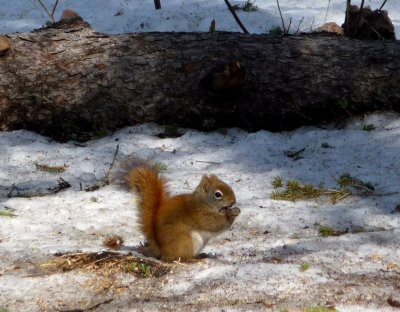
115, 159, 240, 261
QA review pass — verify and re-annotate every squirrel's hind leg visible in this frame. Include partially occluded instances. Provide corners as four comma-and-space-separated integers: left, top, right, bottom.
159, 234, 196, 262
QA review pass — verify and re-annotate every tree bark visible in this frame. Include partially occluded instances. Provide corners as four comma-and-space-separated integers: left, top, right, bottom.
1, 20, 399, 140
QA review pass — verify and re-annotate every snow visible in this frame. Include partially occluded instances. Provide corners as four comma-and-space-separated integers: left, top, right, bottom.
1, 1, 400, 311
1, 0, 399, 36
1, 114, 400, 311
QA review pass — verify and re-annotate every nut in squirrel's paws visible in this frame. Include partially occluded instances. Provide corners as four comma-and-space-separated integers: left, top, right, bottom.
219, 206, 241, 216
229, 207, 241, 216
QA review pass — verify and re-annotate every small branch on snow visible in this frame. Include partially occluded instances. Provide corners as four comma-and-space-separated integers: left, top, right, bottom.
195, 160, 221, 165
6, 178, 71, 198
85, 144, 119, 192
105, 144, 120, 183
223, 0, 249, 34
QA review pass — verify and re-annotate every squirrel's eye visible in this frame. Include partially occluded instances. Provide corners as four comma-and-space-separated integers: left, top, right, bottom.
214, 190, 223, 199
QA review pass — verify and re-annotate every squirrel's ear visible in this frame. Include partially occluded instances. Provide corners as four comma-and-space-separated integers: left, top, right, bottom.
197, 175, 211, 193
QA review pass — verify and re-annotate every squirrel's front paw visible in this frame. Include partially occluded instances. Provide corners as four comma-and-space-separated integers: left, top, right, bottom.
229, 207, 241, 217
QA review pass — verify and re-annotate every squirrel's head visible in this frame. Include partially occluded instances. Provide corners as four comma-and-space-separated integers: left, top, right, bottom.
195, 174, 236, 211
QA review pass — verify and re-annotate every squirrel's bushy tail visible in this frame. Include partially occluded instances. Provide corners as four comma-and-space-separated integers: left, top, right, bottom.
127, 166, 168, 247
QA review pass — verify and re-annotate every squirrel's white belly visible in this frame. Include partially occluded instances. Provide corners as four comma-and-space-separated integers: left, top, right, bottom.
190, 230, 218, 254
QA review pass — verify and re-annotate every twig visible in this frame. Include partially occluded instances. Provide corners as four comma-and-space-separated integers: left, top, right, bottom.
310, 17, 315, 31
324, 0, 331, 22
286, 17, 292, 34
50, 0, 59, 18
378, 0, 388, 11
284, 147, 306, 158
276, 0, 286, 33
36, 0, 53, 22
36, 0, 59, 24
6, 178, 70, 198
57, 177, 71, 191
195, 160, 221, 165
85, 144, 119, 192
294, 17, 304, 34
105, 144, 120, 182
6, 184, 17, 198
360, 0, 365, 10
223, 0, 249, 34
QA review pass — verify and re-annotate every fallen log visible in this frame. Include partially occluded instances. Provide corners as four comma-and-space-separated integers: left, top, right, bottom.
0, 19, 399, 140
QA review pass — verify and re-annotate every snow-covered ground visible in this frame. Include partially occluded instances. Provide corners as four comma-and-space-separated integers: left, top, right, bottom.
1, 114, 400, 311
1, 0, 399, 37
1, 1, 400, 311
